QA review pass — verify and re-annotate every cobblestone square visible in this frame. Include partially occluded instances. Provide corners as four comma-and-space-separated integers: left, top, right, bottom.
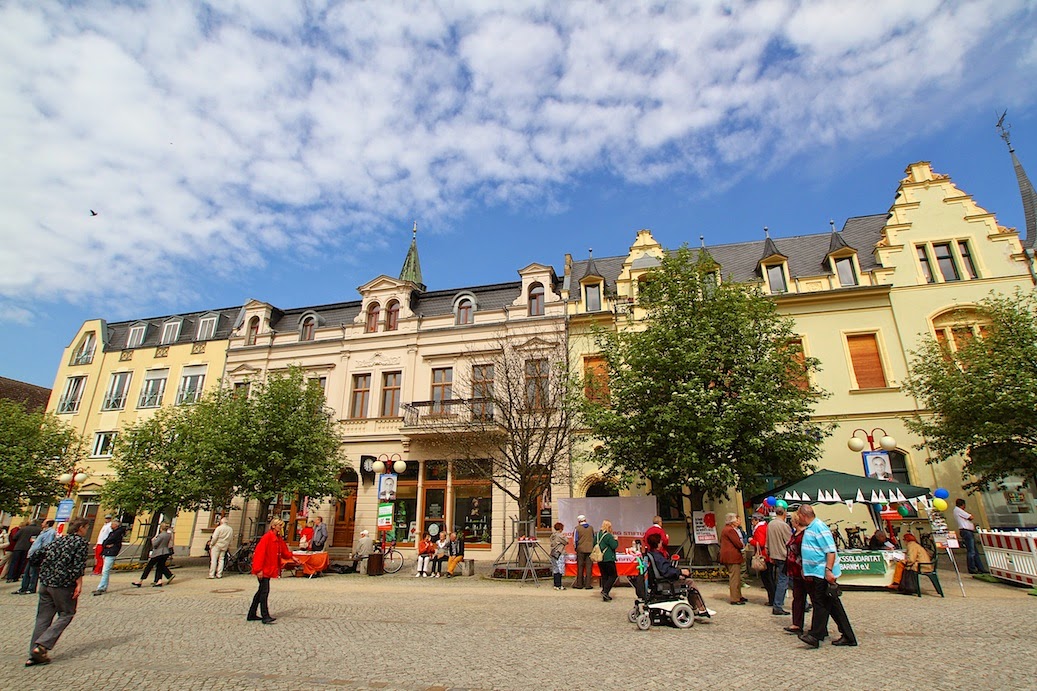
1, 561, 1034, 690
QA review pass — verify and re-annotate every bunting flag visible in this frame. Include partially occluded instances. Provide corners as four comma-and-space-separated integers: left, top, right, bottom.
870, 491, 879, 503
856, 489, 866, 503
877, 490, 888, 503
791, 491, 802, 501
908, 498, 919, 509
818, 490, 829, 502
831, 490, 842, 502
800, 492, 811, 502
845, 500, 854, 511
894, 489, 907, 502
784, 492, 793, 500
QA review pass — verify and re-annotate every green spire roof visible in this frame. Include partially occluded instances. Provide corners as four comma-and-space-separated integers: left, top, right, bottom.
399, 221, 425, 288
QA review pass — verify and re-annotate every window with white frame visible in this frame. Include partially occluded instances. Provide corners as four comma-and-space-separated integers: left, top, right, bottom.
766, 264, 787, 294
102, 372, 132, 410
161, 321, 181, 345
127, 325, 147, 348
834, 256, 857, 287
196, 316, 218, 341
456, 298, 474, 325
57, 376, 87, 413
71, 332, 96, 365
300, 316, 316, 341
176, 365, 207, 404
585, 283, 602, 312
93, 431, 117, 457
138, 369, 168, 408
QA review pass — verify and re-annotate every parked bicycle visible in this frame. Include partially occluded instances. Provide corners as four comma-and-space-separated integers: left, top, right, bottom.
227, 535, 261, 574
844, 525, 866, 550
829, 521, 849, 550
380, 539, 405, 574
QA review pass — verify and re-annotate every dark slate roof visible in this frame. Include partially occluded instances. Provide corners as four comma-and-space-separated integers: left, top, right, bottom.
411, 281, 522, 318
269, 300, 362, 332
565, 255, 627, 295
567, 214, 888, 286
826, 230, 854, 257
103, 306, 243, 352
0, 376, 51, 411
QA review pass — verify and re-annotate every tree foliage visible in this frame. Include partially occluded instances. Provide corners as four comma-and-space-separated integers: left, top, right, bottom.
904, 289, 1037, 491
410, 333, 579, 523
583, 247, 830, 507
0, 400, 84, 515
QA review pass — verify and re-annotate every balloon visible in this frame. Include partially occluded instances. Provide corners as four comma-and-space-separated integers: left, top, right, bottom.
766, 496, 777, 507
776, 499, 788, 509
932, 498, 948, 512
897, 505, 909, 517
934, 488, 950, 499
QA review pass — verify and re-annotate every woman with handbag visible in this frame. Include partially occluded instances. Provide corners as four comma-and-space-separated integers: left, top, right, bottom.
596, 520, 620, 602
783, 512, 808, 634
549, 522, 568, 591
131, 523, 175, 587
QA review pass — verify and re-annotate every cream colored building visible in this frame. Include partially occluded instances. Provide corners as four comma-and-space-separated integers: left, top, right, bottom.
563, 161, 1037, 545
44, 307, 241, 549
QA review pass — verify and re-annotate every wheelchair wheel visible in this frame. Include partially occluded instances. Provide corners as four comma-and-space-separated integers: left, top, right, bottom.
628, 607, 639, 623
636, 612, 651, 630
670, 602, 695, 629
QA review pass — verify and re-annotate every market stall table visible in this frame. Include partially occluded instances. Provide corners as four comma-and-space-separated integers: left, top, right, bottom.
291, 551, 330, 577
564, 553, 641, 578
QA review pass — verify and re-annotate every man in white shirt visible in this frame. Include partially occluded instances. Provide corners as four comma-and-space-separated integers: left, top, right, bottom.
208, 517, 235, 579
953, 498, 988, 574
93, 516, 113, 575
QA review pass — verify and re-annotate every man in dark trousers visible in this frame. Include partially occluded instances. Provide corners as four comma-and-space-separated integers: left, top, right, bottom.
25, 518, 91, 667
93, 519, 127, 595
572, 515, 595, 590
7, 519, 42, 584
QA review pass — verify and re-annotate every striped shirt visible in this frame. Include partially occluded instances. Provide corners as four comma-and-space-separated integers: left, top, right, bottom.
801, 518, 841, 579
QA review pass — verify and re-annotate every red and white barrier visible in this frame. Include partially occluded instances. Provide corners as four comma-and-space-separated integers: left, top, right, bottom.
978, 530, 1037, 586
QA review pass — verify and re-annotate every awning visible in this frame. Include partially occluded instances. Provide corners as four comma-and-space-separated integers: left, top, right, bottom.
749, 469, 931, 506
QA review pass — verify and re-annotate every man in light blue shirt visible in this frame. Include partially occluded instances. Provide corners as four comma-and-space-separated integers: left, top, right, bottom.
796, 505, 857, 648
17, 520, 57, 595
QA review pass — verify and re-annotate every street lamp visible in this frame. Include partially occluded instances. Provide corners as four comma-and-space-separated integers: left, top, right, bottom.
373, 453, 406, 475
58, 469, 89, 497
847, 428, 897, 453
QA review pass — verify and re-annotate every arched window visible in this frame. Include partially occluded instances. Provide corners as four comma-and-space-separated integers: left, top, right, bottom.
585, 480, 619, 498
245, 317, 259, 346
365, 302, 381, 333
300, 316, 315, 341
528, 283, 545, 316
932, 307, 988, 352
456, 298, 474, 325
386, 300, 400, 331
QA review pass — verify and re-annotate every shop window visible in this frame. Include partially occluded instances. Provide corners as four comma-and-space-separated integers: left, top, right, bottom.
846, 333, 887, 389
454, 485, 492, 545
392, 484, 418, 545
425, 460, 448, 481
422, 487, 447, 539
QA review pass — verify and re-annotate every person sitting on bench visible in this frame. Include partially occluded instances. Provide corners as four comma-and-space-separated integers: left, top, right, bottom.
342, 530, 374, 574
444, 532, 465, 577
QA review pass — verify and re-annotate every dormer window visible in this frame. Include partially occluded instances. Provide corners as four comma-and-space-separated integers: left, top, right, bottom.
196, 316, 218, 341
386, 300, 400, 331
529, 283, 545, 316
834, 257, 857, 287
71, 332, 96, 365
366, 303, 381, 333
127, 324, 147, 348
584, 283, 602, 312
161, 320, 182, 345
766, 265, 787, 294
300, 316, 316, 341
245, 317, 259, 346
456, 297, 474, 325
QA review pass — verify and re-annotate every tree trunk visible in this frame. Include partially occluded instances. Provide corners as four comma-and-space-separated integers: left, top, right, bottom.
687, 489, 712, 566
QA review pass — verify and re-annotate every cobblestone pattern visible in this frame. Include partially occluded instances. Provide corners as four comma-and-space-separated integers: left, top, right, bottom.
1, 561, 1034, 690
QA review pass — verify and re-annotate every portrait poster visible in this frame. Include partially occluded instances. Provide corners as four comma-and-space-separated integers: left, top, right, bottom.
378, 473, 398, 501
862, 450, 892, 481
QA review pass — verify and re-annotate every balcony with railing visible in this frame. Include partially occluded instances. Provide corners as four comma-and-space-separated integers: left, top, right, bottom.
101, 394, 127, 411
56, 396, 82, 414
70, 349, 95, 366
138, 392, 163, 408
176, 388, 201, 405
400, 398, 497, 435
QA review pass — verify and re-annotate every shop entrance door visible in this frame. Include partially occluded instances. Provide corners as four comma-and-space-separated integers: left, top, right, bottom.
333, 469, 359, 548
422, 488, 447, 540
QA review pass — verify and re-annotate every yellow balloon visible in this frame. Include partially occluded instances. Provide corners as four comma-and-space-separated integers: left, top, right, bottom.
932, 498, 948, 512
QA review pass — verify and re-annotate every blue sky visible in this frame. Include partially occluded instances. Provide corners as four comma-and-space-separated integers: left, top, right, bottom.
2, 1, 1036, 388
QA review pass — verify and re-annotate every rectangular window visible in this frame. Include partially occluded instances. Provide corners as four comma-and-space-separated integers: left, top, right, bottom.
71, 332, 96, 365
92, 431, 117, 457
916, 246, 935, 283
585, 283, 601, 312
58, 376, 86, 413
196, 316, 217, 341
525, 358, 549, 408
102, 371, 132, 410
835, 257, 857, 287
766, 264, 787, 294
431, 367, 453, 414
472, 364, 495, 420
127, 325, 146, 348
957, 241, 978, 279
176, 365, 206, 405
161, 321, 181, 345
350, 374, 371, 418
583, 355, 609, 403
454, 483, 492, 545
138, 369, 168, 408
933, 243, 959, 282
380, 371, 402, 417
847, 333, 887, 389
233, 381, 251, 398
786, 338, 809, 391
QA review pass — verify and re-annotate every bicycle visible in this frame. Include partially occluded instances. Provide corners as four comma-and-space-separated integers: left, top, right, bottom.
829, 521, 849, 550
844, 525, 866, 550
228, 536, 260, 575
380, 539, 405, 574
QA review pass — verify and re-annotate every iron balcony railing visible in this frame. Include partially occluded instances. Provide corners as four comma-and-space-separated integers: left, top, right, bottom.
71, 349, 94, 365
57, 396, 81, 414
401, 398, 497, 429
102, 394, 127, 410
138, 392, 163, 408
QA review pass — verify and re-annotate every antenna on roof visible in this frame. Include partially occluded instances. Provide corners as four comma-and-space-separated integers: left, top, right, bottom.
830, 219, 837, 232
997, 110, 1013, 152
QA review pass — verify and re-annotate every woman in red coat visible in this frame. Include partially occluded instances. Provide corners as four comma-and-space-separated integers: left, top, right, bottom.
248, 518, 296, 624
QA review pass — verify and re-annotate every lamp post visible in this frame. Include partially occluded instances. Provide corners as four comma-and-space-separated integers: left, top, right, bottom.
846, 428, 897, 453
58, 469, 89, 497
373, 453, 406, 475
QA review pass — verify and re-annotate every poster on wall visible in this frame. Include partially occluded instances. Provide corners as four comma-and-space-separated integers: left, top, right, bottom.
692, 511, 718, 544
378, 473, 398, 501
376, 503, 394, 532
862, 450, 892, 480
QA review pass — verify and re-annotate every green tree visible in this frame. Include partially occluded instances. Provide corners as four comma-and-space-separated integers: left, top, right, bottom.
905, 289, 1037, 491
583, 247, 830, 540
0, 400, 84, 515
234, 367, 344, 506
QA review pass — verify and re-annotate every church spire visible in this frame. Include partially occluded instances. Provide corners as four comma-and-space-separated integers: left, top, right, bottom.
998, 112, 1037, 248
399, 221, 425, 289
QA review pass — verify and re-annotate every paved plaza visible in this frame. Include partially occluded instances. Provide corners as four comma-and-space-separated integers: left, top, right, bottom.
1, 559, 1034, 690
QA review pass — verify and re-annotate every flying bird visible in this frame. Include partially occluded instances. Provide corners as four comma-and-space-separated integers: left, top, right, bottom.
90, 210, 98, 216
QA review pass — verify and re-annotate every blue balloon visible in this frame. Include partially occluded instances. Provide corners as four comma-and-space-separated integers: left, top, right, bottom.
766, 496, 777, 507
934, 488, 950, 500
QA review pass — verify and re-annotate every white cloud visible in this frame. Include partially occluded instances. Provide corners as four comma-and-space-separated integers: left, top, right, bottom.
0, 0, 1034, 321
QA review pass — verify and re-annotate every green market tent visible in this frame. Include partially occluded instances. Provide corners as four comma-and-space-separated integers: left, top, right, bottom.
749, 469, 931, 506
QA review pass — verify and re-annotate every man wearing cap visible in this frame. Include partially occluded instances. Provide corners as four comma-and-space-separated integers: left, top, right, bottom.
93, 516, 113, 575
342, 530, 374, 574
572, 515, 595, 590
